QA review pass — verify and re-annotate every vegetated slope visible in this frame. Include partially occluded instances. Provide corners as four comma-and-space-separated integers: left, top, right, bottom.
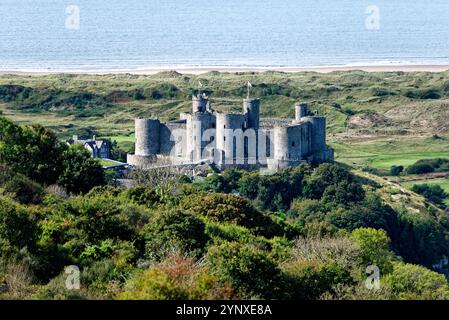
1, 70, 449, 139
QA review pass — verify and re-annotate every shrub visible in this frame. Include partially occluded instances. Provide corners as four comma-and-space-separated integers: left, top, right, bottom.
0, 165, 45, 204
0, 196, 37, 249
406, 158, 449, 175
141, 209, 208, 260
411, 184, 448, 206
180, 193, 273, 234
123, 186, 160, 208
384, 262, 449, 300
390, 165, 404, 176
118, 255, 233, 300
282, 259, 353, 300
206, 242, 282, 299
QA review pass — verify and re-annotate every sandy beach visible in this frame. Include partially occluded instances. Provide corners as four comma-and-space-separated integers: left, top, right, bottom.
1, 64, 449, 75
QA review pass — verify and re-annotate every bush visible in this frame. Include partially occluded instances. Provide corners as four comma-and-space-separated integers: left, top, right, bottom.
390, 165, 404, 176
282, 259, 353, 300
118, 255, 233, 300
206, 242, 282, 299
411, 184, 447, 206
180, 193, 278, 236
384, 262, 449, 300
141, 209, 208, 260
0, 196, 37, 249
123, 186, 160, 208
0, 165, 45, 204
406, 158, 449, 175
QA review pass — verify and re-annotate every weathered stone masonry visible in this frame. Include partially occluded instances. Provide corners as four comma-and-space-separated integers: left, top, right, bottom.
127, 94, 334, 170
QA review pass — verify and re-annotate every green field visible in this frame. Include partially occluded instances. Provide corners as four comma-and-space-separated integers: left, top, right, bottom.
332, 135, 449, 169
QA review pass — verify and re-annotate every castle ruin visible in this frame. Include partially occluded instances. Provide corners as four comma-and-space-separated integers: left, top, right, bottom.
127, 94, 334, 171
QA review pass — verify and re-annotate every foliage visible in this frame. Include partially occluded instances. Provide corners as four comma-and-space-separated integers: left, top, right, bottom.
206, 242, 283, 299
0, 117, 66, 185
181, 193, 283, 237
57, 144, 105, 194
407, 158, 449, 175
119, 255, 233, 300
384, 262, 449, 300
411, 184, 448, 206
390, 165, 404, 176
350, 228, 394, 275
140, 209, 208, 260
0, 164, 45, 204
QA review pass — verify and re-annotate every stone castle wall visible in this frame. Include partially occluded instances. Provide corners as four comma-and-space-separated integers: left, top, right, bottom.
128, 96, 333, 170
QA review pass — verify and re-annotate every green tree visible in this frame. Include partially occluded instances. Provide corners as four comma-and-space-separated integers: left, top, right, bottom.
0, 117, 66, 185
351, 228, 394, 274
58, 144, 105, 194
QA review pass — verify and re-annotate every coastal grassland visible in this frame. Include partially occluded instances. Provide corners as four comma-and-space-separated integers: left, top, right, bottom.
2, 70, 449, 158
331, 135, 449, 169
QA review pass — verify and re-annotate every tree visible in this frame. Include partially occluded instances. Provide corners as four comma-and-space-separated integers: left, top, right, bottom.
57, 144, 105, 194
351, 228, 394, 274
0, 117, 66, 185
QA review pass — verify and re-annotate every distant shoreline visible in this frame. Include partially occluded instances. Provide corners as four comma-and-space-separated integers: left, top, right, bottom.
1, 64, 449, 75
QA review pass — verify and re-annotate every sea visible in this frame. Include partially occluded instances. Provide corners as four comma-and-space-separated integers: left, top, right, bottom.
1, 0, 449, 72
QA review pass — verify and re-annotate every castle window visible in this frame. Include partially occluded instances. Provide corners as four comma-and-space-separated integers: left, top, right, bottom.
212, 123, 216, 128
292, 141, 295, 147
224, 136, 226, 141
224, 125, 226, 129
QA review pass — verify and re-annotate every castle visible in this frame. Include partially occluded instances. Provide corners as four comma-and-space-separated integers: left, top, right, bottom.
127, 94, 334, 171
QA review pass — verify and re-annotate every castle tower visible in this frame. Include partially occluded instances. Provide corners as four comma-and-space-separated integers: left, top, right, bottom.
243, 99, 260, 128
192, 94, 208, 113
135, 118, 160, 156
303, 116, 326, 153
295, 103, 308, 122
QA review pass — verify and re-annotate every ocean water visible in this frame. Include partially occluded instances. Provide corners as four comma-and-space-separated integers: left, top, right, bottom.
1, 0, 449, 71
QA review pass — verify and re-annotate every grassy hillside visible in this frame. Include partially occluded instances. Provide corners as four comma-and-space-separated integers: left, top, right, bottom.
1, 70, 449, 169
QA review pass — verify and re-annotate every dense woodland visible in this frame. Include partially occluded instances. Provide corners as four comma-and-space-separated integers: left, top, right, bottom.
1, 116, 449, 299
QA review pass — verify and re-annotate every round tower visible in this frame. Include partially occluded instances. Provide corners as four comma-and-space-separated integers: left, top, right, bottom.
273, 127, 289, 161
303, 116, 326, 153
192, 94, 208, 113
135, 118, 160, 156
243, 99, 260, 128
295, 103, 308, 122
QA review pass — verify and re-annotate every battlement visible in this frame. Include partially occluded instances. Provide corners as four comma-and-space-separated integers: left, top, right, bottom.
128, 96, 333, 170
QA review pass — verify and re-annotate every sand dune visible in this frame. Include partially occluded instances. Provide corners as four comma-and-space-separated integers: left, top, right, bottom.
1, 64, 449, 75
